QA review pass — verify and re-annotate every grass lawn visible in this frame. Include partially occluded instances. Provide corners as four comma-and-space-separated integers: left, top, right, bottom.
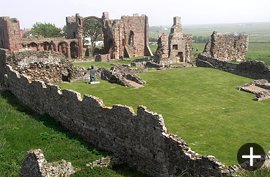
246, 43, 270, 64
59, 67, 270, 166
0, 91, 147, 177
74, 57, 143, 69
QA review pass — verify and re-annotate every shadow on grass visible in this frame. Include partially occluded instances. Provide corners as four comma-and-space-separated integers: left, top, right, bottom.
0, 90, 149, 177
1, 90, 105, 154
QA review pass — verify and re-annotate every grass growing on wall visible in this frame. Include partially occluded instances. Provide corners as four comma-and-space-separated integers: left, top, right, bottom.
59, 67, 270, 166
0, 91, 147, 177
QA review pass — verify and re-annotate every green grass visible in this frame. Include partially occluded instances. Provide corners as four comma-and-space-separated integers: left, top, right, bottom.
191, 42, 270, 64
59, 67, 270, 166
74, 57, 142, 69
149, 44, 157, 54
246, 43, 270, 64
236, 168, 270, 177
0, 91, 147, 177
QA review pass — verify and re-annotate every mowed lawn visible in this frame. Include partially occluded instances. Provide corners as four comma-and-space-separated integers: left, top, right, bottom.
59, 67, 270, 166
0, 91, 147, 177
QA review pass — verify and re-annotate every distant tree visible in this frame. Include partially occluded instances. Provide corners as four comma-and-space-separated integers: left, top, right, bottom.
30, 22, 62, 38
83, 17, 103, 55
192, 35, 209, 43
62, 25, 67, 38
22, 30, 32, 38
149, 37, 158, 43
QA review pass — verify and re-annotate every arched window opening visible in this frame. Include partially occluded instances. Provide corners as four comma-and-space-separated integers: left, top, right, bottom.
128, 31, 134, 46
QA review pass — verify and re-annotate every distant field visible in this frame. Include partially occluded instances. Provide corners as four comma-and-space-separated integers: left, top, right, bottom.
59, 67, 270, 166
191, 42, 270, 64
149, 42, 270, 64
150, 22, 270, 43
246, 43, 270, 63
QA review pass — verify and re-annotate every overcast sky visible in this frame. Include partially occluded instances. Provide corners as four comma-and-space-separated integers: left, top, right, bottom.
1, 0, 270, 28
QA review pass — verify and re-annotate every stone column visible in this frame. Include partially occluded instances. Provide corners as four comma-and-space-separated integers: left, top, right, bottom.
67, 46, 71, 59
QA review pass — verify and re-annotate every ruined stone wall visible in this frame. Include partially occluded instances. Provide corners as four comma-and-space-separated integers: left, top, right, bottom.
0, 49, 8, 84
203, 31, 248, 62
155, 17, 192, 64
3, 50, 87, 83
4, 64, 229, 176
155, 33, 169, 61
0, 17, 22, 51
0, 15, 83, 59
184, 34, 192, 62
197, 53, 270, 80
102, 13, 152, 59
20, 149, 75, 177
66, 14, 84, 59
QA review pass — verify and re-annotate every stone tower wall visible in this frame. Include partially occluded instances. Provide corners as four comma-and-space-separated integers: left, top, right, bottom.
0, 17, 22, 51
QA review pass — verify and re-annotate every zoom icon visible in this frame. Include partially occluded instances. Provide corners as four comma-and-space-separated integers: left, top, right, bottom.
237, 143, 265, 171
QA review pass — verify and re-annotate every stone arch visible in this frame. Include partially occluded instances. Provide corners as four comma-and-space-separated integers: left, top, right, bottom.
70, 41, 78, 58
50, 41, 57, 51
42, 42, 51, 51
128, 30, 134, 46
28, 42, 38, 51
83, 16, 102, 23
58, 41, 69, 57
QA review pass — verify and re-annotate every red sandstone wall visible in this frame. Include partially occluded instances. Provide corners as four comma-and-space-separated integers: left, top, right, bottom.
0, 17, 22, 51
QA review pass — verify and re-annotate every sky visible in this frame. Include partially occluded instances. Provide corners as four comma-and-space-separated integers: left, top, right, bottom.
1, 0, 270, 28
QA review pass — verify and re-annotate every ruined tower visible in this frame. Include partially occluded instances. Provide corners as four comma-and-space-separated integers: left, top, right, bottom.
155, 17, 192, 64
102, 12, 152, 60
66, 14, 84, 59
0, 17, 22, 51
168, 17, 186, 62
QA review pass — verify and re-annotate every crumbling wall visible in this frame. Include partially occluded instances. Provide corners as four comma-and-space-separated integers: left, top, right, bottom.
3, 50, 86, 83
0, 49, 8, 84
155, 17, 192, 64
2, 63, 230, 176
66, 14, 84, 59
0, 15, 83, 59
20, 149, 75, 177
184, 34, 192, 61
99, 66, 146, 88
203, 31, 248, 61
102, 12, 152, 59
0, 17, 22, 51
197, 53, 270, 80
155, 33, 169, 61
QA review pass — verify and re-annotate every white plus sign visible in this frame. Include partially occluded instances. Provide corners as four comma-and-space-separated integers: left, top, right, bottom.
242, 147, 261, 166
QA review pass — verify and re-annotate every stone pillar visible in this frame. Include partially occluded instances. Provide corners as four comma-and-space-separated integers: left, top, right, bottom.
67, 46, 71, 59
173, 16, 181, 26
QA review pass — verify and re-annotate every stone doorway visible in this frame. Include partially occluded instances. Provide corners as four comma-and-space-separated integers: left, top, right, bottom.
177, 52, 184, 62
70, 41, 78, 58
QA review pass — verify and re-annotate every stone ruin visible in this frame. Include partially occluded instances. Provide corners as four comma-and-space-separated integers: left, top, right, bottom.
154, 17, 192, 64
1, 49, 87, 83
97, 12, 153, 60
240, 79, 270, 101
202, 31, 249, 62
0, 12, 153, 61
20, 149, 75, 177
99, 65, 146, 88
0, 15, 84, 59
0, 48, 233, 177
